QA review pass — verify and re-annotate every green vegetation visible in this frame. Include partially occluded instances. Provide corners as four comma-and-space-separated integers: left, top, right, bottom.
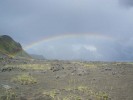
83, 63, 97, 68
0, 35, 30, 58
4, 63, 51, 71
0, 35, 22, 54
62, 95, 82, 100
11, 73, 37, 85
0, 89, 17, 100
19, 64, 51, 70
41, 85, 110, 100
96, 92, 109, 100
43, 90, 58, 99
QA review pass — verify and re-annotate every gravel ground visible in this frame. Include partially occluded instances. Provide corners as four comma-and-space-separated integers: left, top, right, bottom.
0, 59, 133, 100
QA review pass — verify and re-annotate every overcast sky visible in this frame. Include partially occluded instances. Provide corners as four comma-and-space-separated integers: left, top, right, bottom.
0, 0, 133, 61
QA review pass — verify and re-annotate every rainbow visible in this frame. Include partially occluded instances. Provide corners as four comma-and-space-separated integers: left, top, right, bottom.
24, 33, 113, 50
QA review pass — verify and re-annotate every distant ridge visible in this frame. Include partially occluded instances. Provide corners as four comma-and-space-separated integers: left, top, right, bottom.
30, 54, 45, 60
0, 35, 31, 58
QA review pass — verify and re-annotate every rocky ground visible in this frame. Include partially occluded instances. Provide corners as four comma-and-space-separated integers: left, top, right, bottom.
0, 58, 133, 100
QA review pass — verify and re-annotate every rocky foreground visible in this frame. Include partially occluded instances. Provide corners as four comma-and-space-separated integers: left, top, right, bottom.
0, 58, 133, 100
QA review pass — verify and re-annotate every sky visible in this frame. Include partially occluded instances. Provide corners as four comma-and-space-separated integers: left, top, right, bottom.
0, 0, 133, 61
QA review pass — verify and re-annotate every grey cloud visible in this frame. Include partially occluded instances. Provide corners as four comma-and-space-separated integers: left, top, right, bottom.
0, 0, 133, 61
26, 35, 133, 61
119, 0, 133, 7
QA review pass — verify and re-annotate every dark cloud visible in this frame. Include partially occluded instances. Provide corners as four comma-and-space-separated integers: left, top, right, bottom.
119, 0, 133, 7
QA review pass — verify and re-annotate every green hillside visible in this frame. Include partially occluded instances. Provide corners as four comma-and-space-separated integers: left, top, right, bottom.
0, 35, 31, 58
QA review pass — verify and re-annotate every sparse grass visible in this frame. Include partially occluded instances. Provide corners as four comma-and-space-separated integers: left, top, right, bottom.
73, 62, 109, 68
62, 95, 82, 100
41, 87, 110, 100
43, 89, 59, 99
43, 89, 83, 100
126, 62, 133, 65
77, 85, 88, 92
11, 73, 37, 85
64, 85, 92, 94
21, 64, 51, 70
5, 64, 51, 70
0, 89, 17, 100
1, 61, 114, 100
83, 63, 97, 68
63, 85, 110, 100
96, 92, 109, 100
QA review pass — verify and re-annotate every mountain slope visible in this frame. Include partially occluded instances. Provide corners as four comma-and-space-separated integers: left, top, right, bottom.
0, 35, 30, 58
30, 54, 45, 60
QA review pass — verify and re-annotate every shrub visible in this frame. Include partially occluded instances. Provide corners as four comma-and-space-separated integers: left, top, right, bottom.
11, 74, 37, 85
0, 89, 17, 100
